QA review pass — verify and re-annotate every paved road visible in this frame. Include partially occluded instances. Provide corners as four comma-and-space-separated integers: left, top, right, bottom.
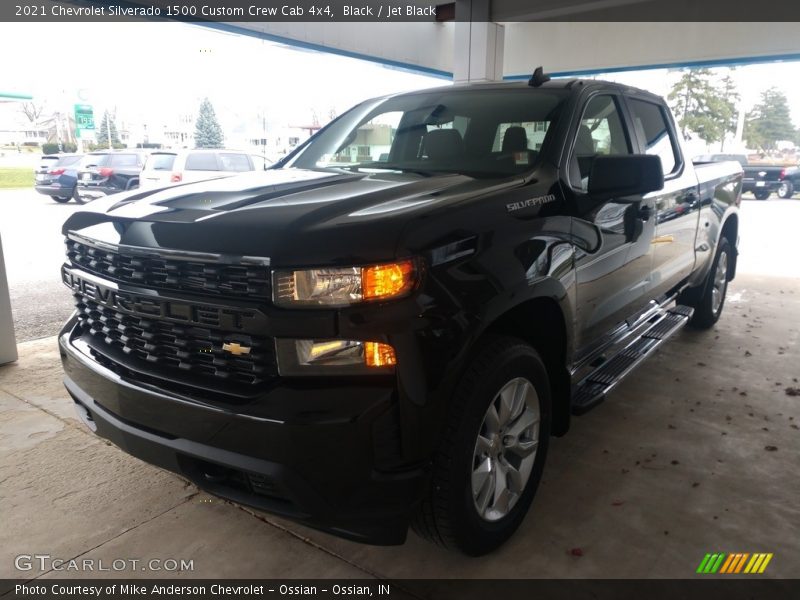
1, 187, 799, 342
1, 189, 84, 342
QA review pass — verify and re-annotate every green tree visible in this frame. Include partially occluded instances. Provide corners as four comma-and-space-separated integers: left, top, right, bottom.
668, 68, 737, 145
96, 109, 120, 148
744, 87, 796, 151
194, 98, 224, 148
718, 72, 741, 150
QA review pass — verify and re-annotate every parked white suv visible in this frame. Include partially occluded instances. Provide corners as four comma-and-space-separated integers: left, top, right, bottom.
138, 149, 268, 189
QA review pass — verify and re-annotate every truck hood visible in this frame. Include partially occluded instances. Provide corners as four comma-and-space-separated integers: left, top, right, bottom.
62, 168, 525, 266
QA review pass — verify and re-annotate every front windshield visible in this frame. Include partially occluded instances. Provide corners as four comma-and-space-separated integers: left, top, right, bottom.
284, 87, 567, 178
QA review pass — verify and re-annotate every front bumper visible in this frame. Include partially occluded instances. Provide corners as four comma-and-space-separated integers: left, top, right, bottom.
58, 321, 429, 545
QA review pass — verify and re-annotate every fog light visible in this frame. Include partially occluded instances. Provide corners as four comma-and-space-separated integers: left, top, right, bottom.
275, 339, 396, 376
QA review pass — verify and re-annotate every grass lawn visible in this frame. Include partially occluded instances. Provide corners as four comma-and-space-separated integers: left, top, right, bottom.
0, 168, 34, 189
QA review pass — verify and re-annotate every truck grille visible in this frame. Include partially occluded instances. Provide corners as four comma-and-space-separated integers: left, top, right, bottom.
74, 292, 277, 387
66, 238, 270, 298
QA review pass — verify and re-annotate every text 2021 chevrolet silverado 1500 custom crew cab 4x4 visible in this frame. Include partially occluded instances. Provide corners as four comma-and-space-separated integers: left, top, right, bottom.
58, 72, 742, 555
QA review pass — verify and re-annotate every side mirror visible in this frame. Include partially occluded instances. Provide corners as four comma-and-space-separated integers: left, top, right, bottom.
588, 155, 664, 198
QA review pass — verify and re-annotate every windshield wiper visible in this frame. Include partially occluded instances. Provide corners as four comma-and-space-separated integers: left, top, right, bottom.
342, 163, 442, 177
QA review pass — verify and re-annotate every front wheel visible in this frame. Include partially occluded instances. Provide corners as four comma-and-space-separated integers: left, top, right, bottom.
681, 237, 732, 329
777, 181, 794, 199
412, 336, 551, 555
754, 189, 771, 200
50, 195, 70, 203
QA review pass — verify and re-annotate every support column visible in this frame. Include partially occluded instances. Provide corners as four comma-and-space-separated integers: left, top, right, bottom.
453, 0, 504, 83
0, 233, 17, 365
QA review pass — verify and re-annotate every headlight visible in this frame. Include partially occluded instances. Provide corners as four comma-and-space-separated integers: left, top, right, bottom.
273, 259, 417, 308
275, 339, 396, 376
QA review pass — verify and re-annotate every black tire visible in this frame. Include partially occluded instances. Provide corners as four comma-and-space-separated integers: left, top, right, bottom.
680, 237, 732, 330
754, 189, 771, 200
73, 189, 88, 204
50, 195, 70, 203
777, 181, 794, 199
412, 335, 551, 556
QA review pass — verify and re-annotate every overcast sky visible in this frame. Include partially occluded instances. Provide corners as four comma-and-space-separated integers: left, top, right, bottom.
2, 21, 799, 132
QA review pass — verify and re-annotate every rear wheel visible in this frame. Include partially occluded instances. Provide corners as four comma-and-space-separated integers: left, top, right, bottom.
412, 335, 551, 556
50, 195, 70, 203
777, 181, 794, 199
73, 190, 88, 204
754, 189, 771, 200
680, 237, 732, 329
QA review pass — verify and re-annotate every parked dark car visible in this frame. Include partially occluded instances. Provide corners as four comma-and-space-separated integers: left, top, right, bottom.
36, 154, 61, 172
694, 154, 782, 199
777, 166, 800, 198
34, 153, 110, 203
60, 75, 742, 555
34, 154, 83, 202
76, 149, 148, 202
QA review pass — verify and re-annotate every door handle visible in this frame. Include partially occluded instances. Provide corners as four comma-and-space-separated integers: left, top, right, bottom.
638, 205, 652, 221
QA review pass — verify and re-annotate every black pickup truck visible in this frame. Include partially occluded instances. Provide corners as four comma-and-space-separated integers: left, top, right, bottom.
58, 74, 742, 556
695, 153, 785, 199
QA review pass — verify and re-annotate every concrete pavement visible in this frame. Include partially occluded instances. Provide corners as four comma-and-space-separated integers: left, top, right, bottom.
1, 193, 799, 579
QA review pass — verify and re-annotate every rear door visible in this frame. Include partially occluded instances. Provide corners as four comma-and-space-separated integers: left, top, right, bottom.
625, 96, 700, 299
569, 92, 658, 353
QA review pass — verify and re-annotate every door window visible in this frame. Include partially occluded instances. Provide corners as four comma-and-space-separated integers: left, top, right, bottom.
627, 98, 680, 175
571, 95, 631, 191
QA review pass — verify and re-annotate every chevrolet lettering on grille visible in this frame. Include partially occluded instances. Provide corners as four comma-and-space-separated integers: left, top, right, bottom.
62, 266, 268, 332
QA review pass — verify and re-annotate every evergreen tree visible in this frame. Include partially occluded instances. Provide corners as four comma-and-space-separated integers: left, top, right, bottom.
667, 68, 737, 146
97, 109, 120, 148
194, 98, 224, 148
744, 87, 796, 151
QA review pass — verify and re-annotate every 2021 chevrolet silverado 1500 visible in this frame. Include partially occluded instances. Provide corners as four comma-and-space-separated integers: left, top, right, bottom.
59, 73, 742, 555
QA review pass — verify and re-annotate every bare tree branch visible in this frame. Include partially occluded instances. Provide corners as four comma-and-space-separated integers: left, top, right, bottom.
20, 101, 45, 124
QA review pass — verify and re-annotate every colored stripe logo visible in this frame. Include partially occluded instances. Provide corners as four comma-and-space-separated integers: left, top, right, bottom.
696, 553, 773, 574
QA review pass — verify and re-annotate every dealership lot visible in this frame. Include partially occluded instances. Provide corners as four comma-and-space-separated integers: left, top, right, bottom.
0, 189, 798, 579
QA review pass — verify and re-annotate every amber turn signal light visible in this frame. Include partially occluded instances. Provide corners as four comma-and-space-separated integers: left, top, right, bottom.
362, 259, 416, 301
364, 342, 397, 368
